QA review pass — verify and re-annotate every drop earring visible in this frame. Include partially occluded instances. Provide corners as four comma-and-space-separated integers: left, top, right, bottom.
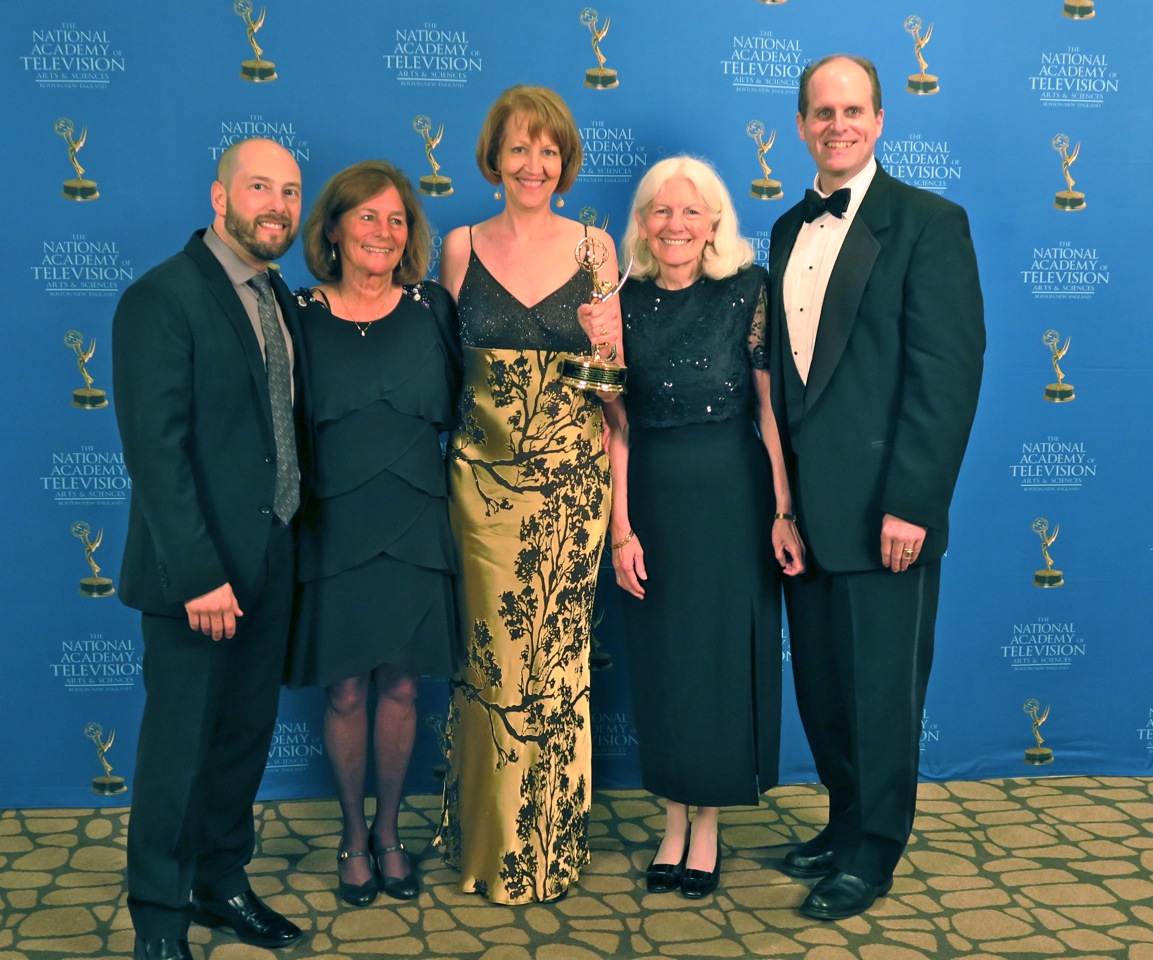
494, 189, 502, 200
555, 196, 565, 208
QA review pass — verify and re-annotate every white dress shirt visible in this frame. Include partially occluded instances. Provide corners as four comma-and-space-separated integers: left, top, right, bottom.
782, 158, 878, 384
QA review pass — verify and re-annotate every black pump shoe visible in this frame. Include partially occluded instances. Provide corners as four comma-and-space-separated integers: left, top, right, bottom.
372, 836, 419, 901
337, 848, 378, 907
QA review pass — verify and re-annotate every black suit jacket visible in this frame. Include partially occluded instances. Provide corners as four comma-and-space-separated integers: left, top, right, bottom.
112, 229, 305, 615
769, 167, 985, 572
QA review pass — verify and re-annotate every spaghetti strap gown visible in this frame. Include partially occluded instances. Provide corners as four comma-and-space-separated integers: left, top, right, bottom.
437, 242, 610, 904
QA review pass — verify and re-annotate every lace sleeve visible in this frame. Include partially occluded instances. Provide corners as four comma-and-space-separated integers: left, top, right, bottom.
747, 274, 769, 370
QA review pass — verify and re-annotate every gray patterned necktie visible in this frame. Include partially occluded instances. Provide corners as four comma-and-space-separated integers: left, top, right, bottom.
248, 272, 300, 522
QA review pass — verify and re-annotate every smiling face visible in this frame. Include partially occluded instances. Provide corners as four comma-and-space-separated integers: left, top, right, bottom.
796, 57, 884, 193
328, 185, 408, 282
637, 177, 716, 287
497, 112, 562, 210
211, 139, 302, 268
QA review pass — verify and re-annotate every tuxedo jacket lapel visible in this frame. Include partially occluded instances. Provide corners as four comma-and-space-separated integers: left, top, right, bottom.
803, 173, 891, 412
768, 213, 806, 435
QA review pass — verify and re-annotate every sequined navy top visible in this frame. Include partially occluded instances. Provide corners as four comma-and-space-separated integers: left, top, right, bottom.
619, 265, 769, 429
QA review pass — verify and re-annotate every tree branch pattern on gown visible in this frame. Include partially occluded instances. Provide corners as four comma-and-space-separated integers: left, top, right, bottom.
441, 343, 607, 903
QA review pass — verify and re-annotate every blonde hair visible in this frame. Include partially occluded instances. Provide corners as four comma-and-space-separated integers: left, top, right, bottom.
621, 156, 754, 281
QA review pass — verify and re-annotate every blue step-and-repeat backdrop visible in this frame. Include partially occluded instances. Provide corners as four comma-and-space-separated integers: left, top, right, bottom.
3, 0, 1151, 809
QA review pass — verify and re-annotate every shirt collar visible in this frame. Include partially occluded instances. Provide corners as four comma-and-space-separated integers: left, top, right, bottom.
202, 223, 265, 287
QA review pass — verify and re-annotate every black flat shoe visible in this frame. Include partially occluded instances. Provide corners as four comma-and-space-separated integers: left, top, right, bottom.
644, 830, 690, 893
799, 870, 893, 920
337, 848, 378, 906
680, 834, 721, 899
372, 836, 419, 901
781, 847, 835, 879
191, 889, 302, 947
644, 856, 683, 893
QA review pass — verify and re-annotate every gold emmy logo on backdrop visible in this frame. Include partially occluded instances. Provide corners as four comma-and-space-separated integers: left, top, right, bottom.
1042, 329, 1075, 402
580, 8, 619, 89
64, 330, 108, 409
578, 205, 609, 232
54, 118, 99, 201
747, 121, 783, 200
85, 722, 127, 794
73, 520, 115, 597
413, 115, 453, 197
559, 238, 632, 394
904, 16, 939, 95
1022, 699, 1054, 765
1052, 134, 1086, 210
1031, 517, 1064, 588
1063, 0, 1095, 19
234, 0, 277, 82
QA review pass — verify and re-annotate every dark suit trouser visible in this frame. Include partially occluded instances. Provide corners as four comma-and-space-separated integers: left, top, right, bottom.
785, 559, 940, 884
127, 522, 292, 938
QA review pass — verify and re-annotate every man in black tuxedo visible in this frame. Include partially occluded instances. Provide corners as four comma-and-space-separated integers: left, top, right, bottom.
768, 55, 984, 920
113, 138, 306, 960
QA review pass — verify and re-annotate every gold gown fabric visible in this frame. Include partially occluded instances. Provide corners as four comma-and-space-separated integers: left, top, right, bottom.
437, 252, 609, 903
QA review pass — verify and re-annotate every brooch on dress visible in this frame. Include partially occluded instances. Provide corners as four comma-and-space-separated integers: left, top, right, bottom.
404, 282, 431, 309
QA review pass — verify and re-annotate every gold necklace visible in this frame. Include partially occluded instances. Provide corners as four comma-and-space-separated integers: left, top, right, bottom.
336, 287, 390, 336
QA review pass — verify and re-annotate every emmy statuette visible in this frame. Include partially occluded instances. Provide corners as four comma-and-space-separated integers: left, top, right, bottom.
560, 238, 632, 394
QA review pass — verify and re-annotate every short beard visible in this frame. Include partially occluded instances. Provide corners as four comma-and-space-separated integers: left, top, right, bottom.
224, 200, 296, 263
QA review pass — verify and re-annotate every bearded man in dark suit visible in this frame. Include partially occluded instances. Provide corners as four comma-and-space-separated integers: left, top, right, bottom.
768, 55, 984, 920
113, 138, 306, 960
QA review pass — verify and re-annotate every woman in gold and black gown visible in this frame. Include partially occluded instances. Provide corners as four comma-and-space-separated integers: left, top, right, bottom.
435, 85, 622, 904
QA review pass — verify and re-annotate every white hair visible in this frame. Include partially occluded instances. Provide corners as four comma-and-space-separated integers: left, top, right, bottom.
620, 156, 754, 281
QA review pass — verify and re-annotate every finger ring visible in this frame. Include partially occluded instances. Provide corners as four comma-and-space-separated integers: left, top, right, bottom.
902, 547, 914, 557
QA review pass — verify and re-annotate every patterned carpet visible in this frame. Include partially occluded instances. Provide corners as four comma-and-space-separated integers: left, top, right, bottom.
2, 777, 1151, 960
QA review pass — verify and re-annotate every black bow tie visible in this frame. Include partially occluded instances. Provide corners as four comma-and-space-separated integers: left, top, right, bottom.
802, 188, 850, 222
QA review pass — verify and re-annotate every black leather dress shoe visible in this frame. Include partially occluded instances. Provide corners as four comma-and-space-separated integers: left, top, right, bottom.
680, 835, 722, 899
192, 889, 303, 947
133, 938, 192, 960
781, 847, 835, 879
799, 870, 893, 920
